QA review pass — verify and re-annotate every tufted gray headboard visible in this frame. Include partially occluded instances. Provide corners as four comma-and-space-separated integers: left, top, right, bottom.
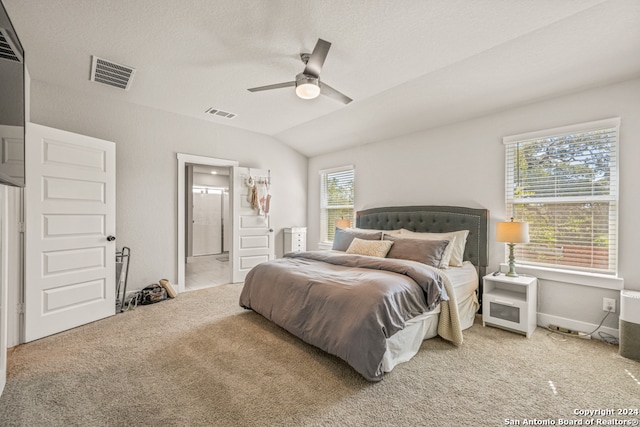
356, 205, 489, 278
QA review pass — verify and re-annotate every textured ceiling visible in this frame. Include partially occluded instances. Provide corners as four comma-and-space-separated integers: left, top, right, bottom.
4, 0, 640, 157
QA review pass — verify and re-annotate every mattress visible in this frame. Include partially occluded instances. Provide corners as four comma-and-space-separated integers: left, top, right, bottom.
382, 261, 479, 372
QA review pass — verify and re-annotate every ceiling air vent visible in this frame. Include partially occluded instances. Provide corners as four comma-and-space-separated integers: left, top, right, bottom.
205, 108, 237, 119
90, 55, 135, 90
0, 28, 22, 63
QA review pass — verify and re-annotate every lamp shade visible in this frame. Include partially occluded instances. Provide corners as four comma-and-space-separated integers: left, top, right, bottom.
496, 220, 529, 243
335, 219, 351, 229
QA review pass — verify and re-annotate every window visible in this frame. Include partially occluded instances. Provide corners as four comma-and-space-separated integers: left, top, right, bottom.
320, 165, 354, 242
504, 118, 619, 275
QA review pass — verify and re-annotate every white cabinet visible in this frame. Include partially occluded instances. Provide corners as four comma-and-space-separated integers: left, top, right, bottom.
482, 274, 537, 338
284, 227, 306, 253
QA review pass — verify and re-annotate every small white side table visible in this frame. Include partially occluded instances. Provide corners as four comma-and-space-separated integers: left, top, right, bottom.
284, 227, 307, 253
482, 273, 537, 338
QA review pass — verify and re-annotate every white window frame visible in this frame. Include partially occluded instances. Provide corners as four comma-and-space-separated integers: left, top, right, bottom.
319, 165, 355, 244
503, 118, 620, 277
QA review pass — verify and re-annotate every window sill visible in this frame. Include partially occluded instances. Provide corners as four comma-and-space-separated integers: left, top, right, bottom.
499, 263, 624, 290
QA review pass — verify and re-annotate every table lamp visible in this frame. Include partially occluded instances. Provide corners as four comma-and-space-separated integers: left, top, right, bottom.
496, 218, 529, 277
335, 218, 351, 229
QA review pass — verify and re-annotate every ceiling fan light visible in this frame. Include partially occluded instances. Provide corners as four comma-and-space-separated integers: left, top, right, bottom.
295, 75, 320, 99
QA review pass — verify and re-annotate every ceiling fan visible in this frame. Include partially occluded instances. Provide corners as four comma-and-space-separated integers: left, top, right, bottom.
247, 38, 352, 104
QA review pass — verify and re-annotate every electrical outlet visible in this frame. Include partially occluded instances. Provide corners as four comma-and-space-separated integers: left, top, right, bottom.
603, 297, 616, 313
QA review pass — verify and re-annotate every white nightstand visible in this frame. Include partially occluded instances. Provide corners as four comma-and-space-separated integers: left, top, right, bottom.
284, 227, 307, 253
482, 273, 537, 338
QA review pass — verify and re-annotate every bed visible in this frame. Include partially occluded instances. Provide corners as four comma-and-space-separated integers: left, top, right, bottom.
239, 205, 489, 381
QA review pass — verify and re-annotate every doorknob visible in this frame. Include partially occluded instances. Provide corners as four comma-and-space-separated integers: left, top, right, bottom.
269, 229, 274, 232
107, 235, 116, 242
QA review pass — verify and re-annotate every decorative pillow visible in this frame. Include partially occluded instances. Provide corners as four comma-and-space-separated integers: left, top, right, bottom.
332, 228, 383, 251
383, 234, 450, 268
346, 227, 401, 236
346, 238, 394, 258
399, 229, 469, 266
391, 233, 456, 268
345, 227, 380, 234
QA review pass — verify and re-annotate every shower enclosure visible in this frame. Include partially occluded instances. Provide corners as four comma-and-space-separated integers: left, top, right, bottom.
186, 164, 230, 261
191, 187, 229, 256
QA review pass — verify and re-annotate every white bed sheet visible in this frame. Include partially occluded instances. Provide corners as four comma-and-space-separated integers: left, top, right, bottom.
382, 261, 479, 372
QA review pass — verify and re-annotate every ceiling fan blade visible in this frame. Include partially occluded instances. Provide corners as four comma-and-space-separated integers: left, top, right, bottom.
247, 81, 295, 92
303, 38, 331, 78
320, 81, 352, 104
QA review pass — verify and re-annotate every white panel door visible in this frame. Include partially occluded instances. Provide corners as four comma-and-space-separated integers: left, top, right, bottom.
24, 123, 116, 342
231, 167, 274, 282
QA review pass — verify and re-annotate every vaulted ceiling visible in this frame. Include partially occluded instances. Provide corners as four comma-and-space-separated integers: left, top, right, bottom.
4, 0, 640, 157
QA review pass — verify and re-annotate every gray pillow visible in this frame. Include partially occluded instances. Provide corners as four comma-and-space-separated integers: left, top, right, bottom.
332, 228, 382, 251
383, 234, 450, 268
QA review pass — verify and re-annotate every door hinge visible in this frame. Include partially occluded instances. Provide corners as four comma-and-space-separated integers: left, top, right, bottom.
17, 303, 25, 315
18, 221, 25, 233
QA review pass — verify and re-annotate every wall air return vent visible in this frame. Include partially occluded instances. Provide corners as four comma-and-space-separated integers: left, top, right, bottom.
0, 28, 22, 63
90, 55, 135, 90
205, 108, 237, 119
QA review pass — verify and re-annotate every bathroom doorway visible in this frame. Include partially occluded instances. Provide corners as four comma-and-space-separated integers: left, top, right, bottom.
185, 163, 231, 291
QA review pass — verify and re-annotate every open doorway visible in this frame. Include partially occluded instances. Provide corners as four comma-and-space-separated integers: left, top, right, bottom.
177, 154, 239, 293
185, 164, 230, 291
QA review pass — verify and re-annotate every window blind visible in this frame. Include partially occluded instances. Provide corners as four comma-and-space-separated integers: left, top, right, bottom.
320, 165, 354, 242
504, 118, 619, 274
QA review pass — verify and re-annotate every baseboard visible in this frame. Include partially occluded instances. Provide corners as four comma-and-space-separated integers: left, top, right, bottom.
6, 345, 19, 358
537, 312, 619, 340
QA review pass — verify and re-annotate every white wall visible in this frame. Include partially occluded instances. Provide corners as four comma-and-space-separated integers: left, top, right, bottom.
308, 77, 640, 334
193, 172, 229, 188
28, 80, 307, 291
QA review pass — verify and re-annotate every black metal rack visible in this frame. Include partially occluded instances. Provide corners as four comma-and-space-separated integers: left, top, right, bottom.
115, 247, 130, 312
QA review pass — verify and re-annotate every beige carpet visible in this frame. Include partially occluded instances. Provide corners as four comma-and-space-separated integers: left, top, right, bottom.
1, 283, 638, 427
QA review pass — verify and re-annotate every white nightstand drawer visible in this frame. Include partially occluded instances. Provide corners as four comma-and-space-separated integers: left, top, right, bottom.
483, 293, 529, 331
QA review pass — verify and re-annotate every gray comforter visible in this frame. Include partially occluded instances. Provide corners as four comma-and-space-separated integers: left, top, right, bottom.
238, 251, 449, 381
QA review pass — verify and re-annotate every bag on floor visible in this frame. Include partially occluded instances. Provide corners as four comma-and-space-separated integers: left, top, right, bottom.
136, 283, 167, 305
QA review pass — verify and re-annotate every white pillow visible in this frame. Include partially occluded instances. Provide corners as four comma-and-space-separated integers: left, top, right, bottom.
346, 238, 394, 258
399, 229, 469, 267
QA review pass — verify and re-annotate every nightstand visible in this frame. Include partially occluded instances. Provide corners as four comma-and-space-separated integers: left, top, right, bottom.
284, 227, 307, 253
482, 273, 537, 338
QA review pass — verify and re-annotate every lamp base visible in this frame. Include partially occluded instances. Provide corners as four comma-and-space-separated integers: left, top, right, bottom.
506, 243, 519, 277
